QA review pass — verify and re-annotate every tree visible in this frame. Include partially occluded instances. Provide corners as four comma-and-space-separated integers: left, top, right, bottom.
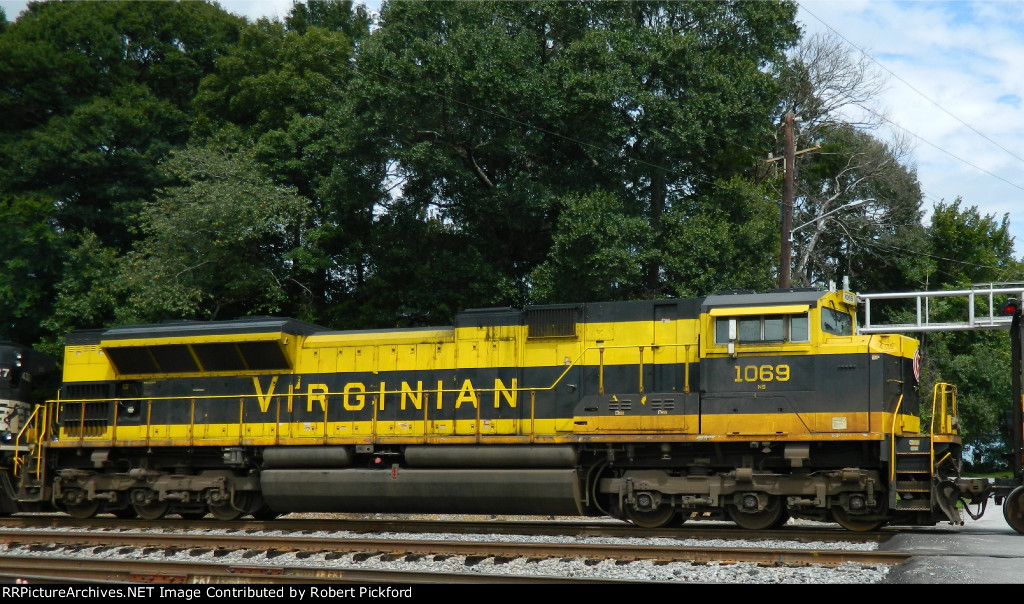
0, 0, 244, 348
661, 177, 781, 297
778, 31, 888, 139
773, 31, 930, 293
928, 199, 1017, 286
355, 0, 800, 313
285, 0, 373, 39
0, 0, 244, 250
118, 144, 311, 323
914, 200, 1023, 466
0, 192, 65, 345
790, 124, 929, 291
530, 190, 653, 303
192, 7, 383, 325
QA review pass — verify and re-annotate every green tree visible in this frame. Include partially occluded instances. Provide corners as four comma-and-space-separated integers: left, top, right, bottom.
40, 231, 128, 356
193, 7, 382, 325
356, 0, 800, 312
0, 0, 244, 348
915, 200, 1023, 466
0, 193, 65, 345
790, 125, 930, 292
661, 177, 780, 297
530, 190, 653, 303
41, 145, 312, 345
0, 0, 243, 249
119, 144, 311, 323
775, 31, 931, 294
285, 0, 373, 39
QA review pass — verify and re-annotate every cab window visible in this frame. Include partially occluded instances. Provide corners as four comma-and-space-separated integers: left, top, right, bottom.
715, 313, 810, 345
821, 307, 853, 336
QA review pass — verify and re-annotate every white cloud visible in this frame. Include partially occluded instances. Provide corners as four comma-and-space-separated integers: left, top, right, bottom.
799, 1, 1024, 259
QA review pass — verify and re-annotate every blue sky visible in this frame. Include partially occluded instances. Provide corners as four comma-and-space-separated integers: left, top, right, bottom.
3, 0, 1023, 266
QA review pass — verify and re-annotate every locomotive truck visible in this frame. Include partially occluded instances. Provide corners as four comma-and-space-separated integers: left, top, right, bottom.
2, 287, 1023, 532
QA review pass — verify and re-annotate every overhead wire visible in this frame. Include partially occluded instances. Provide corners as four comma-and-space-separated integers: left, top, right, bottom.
798, 1, 1024, 194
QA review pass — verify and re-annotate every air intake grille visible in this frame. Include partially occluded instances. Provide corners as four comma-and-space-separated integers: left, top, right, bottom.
526, 306, 580, 339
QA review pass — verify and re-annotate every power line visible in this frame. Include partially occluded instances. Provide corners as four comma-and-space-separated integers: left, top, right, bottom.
798, 2, 1024, 169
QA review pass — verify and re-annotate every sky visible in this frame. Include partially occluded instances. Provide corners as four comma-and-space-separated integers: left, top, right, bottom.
1, 0, 1023, 264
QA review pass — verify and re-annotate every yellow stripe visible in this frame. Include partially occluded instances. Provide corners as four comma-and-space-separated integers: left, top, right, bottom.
708, 305, 809, 317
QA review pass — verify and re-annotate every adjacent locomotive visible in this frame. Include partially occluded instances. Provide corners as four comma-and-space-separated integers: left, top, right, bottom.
2, 288, 1015, 531
0, 342, 56, 515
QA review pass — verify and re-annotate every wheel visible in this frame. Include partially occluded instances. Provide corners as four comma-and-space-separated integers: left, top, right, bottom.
728, 495, 788, 530
133, 500, 169, 520
1003, 485, 1024, 535
65, 501, 100, 519
625, 504, 676, 528
832, 506, 887, 532
208, 503, 243, 521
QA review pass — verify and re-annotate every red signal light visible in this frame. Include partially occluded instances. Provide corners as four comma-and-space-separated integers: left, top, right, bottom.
1002, 299, 1020, 316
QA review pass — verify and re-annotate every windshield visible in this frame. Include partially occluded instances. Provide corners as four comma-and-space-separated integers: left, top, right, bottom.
821, 307, 853, 336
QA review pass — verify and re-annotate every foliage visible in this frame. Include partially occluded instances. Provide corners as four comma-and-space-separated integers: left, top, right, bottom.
40, 231, 128, 357
0, 192, 65, 345
357, 0, 800, 307
193, 11, 383, 323
913, 199, 1023, 466
791, 124, 930, 291
119, 144, 311, 323
0, 0, 243, 250
530, 190, 653, 303
661, 177, 780, 297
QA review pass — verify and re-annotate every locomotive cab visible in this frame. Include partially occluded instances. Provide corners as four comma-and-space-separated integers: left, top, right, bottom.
698, 289, 921, 438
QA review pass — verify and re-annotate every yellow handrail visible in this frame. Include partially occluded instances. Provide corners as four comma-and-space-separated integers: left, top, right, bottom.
12, 404, 46, 479
888, 394, 904, 485
931, 383, 958, 437
924, 383, 958, 485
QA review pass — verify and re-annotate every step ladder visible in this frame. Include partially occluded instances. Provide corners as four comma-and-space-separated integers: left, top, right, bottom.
893, 436, 933, 512
890, 383, 963, 523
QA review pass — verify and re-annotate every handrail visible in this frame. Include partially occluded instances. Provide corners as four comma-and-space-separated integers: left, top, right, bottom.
930, 383, 958, 436
46, 341, 698, 407
45, 340, 700, 444
888, 394, 904, 485
11, 404, 44, 478
927, 383, 958, 483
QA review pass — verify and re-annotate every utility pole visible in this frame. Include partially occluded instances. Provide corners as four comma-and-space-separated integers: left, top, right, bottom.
780, 112, 795, 289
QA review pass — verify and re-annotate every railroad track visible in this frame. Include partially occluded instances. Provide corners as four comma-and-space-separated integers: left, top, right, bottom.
0, 514, 890, 544
0, 554, 614, 585
0, 526, 908, 567
0, 514, 905, 584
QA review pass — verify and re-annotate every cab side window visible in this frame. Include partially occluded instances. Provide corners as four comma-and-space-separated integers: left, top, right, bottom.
714, 313, 810, 345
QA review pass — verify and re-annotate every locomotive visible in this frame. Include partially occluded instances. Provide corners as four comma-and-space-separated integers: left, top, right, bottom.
0, 342, 56, 515
3, 287, 1023, 532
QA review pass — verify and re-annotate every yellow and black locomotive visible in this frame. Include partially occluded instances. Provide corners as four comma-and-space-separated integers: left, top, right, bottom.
0, 288, 1001, 530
